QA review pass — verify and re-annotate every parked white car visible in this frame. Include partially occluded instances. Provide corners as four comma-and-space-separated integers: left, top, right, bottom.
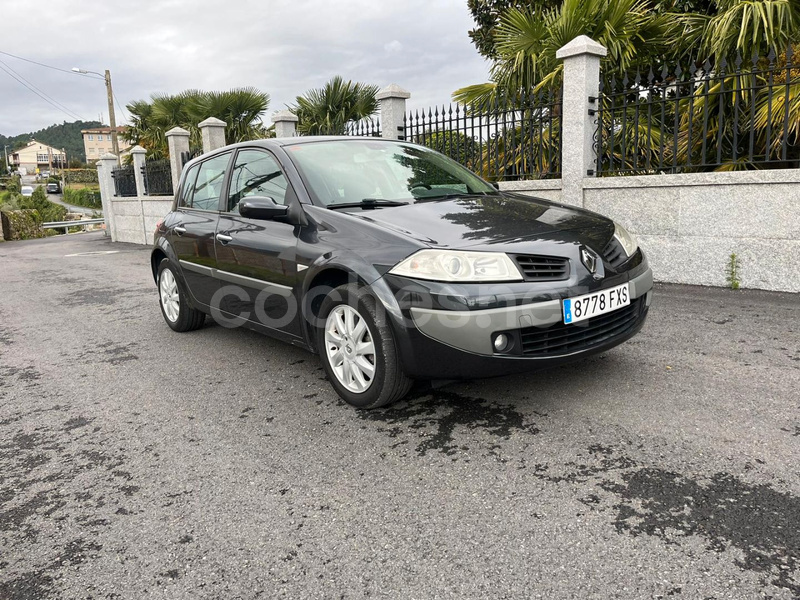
21, 186, 34, 197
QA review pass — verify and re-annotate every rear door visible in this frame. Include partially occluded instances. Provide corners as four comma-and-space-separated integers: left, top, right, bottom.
214, 148, 302, 337
168, 152, 232, 306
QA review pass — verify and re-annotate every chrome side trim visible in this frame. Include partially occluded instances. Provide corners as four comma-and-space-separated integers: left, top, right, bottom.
178, 260, 293, 298
179, 260, 214, 276
214, 269, 294, 297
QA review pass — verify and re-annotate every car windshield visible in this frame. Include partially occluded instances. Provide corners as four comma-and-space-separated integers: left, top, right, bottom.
285, 140, 495, 207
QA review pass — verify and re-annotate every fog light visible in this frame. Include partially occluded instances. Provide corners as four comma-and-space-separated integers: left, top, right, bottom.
494, 333, 509, 352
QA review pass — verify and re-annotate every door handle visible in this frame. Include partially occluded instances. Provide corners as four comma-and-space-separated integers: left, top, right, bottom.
216, 233, 233, 244
173, 226, 186, 236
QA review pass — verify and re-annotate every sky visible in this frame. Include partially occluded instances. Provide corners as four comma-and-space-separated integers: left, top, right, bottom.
0, 0, 491, 137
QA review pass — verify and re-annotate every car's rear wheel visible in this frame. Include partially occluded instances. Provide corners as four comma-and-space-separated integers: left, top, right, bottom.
317, 283, 412, 408
157, 258, 205, 332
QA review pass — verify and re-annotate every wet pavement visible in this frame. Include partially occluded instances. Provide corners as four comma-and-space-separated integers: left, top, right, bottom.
1, 232, 798, 599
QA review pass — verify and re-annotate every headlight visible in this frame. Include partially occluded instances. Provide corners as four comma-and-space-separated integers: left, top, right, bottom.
389, 249, 523, 282
613, 222, 638, 257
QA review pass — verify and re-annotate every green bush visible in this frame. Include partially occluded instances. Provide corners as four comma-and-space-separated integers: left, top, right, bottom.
3, 176, 21, 194
63, 169, 99, 184
5, 187, 68, 222
0, 209, 44, 240
63, 187, 103, 209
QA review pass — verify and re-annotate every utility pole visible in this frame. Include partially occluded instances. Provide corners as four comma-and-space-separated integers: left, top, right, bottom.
61, 148, 67, 193
72, 67, 120, 165
104, 70, 120, 162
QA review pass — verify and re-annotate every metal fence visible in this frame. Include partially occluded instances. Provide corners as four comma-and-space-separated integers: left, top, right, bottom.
595, 45, 799, 175
142, 159, 173, 196
344, 117, 381, 137
111, 165, 137, 197
180, 149, 202, 167
404, 89, 562, 181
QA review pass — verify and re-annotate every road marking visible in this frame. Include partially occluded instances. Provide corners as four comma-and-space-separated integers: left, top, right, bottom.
64, 251, 120, 257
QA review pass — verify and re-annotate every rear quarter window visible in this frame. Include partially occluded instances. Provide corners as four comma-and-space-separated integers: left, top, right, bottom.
177, 164, 200, 209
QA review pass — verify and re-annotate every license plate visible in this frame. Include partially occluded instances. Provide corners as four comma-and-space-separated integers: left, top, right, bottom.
563, 283, 630, 324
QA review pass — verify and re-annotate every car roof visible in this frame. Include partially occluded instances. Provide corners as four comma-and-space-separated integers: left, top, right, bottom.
181, 136, 409, 172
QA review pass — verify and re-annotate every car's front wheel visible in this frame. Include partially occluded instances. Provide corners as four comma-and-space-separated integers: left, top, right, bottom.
317, 284, 412, 408
157, 258, 205, 332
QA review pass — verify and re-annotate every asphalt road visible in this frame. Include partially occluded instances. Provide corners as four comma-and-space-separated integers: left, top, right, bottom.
48, 192, 99, 217
1, 232, 798, 599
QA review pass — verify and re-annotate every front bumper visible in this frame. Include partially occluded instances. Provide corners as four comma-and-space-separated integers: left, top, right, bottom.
384, 266, 653, 380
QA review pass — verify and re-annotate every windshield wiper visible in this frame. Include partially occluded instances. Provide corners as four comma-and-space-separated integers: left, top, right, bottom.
415, 191, 491, 201
327, 199, 410, 210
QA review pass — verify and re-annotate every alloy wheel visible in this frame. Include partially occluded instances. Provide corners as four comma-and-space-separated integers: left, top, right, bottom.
324, 304, 376, 393
159, 269, 180, 323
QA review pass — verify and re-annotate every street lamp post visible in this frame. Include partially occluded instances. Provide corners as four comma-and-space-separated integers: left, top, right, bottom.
72, 67, 120, 164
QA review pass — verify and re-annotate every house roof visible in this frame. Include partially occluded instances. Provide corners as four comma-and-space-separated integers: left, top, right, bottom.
12, 140, 65, 154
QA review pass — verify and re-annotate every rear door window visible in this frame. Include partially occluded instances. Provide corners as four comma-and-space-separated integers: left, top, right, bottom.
187, 153, 232, 211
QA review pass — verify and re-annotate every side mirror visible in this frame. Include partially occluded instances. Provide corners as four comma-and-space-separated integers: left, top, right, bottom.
239, 196, 289, 220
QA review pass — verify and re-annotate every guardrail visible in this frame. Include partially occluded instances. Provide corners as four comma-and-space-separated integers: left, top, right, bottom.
42, 218, 105, 233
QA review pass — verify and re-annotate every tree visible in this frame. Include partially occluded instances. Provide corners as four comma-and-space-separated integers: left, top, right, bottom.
290, 77, 379, 136
467, 0, 563, 59
673, 0, 799, 61
124, 88, 270, 159
0, 120, 101, 163
454, 0, 676, 107
467, 0, 718, 59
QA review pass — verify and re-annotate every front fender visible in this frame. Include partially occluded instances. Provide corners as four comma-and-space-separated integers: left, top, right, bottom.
299, 250, 405, 352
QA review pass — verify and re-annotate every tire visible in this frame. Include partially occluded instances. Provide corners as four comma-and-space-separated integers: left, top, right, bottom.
317, 283, 413, 409
157, 258, 206, 332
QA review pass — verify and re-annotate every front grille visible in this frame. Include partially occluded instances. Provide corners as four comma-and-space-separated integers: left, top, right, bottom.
520, 298, 643, 356
512, 254, 570, 281
602, 238, 627, 269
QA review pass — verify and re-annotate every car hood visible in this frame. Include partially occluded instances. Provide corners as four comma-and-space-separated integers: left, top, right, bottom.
347, 193, 615, 252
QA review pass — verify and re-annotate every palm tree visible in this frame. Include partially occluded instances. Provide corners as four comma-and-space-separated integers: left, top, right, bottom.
453, 0, 676, 107
673, 0, 799, 61
124, 88, 270, 159
187, 87, 270, 143
290, 76, 379, 136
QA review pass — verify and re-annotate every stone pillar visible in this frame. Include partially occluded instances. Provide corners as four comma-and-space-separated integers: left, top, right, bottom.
555, 35, 607, 207
130, 145, 149, 244
198, 117, 227, 154
272, 110, 298, 138
131, 146, 147, 196
166, 127, 190, 195
376, 84, 410, 140
97, 153, 118, 240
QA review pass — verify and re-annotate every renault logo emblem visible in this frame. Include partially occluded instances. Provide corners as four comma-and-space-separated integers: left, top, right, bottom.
581, 247, 598, 274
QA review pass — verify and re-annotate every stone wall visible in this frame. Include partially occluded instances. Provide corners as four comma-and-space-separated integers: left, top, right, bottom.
499, 169, 800, 293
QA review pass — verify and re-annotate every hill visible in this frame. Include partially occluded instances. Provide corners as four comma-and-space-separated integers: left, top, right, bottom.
1, 120, 102, 165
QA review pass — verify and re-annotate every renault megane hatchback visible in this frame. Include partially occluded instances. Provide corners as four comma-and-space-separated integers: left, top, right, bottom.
152, 138, 652, 408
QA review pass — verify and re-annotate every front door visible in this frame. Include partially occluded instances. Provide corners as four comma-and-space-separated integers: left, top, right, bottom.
214, 148, 302, 337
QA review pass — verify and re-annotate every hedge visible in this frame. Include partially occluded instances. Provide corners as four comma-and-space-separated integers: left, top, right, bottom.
64, 169, 99, 184
63, 187, 103, 209
0, 209, 45, 240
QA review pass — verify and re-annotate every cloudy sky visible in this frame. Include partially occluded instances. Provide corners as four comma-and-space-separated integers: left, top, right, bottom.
0, 0, 491, 136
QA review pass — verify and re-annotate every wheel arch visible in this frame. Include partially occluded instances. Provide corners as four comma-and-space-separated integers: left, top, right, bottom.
150, 237, 179, 284
300, 262, 403, 353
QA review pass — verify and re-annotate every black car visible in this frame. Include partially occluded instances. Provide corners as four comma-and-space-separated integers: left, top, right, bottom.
152, 137, 652, 408
46, 182, 60, 194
